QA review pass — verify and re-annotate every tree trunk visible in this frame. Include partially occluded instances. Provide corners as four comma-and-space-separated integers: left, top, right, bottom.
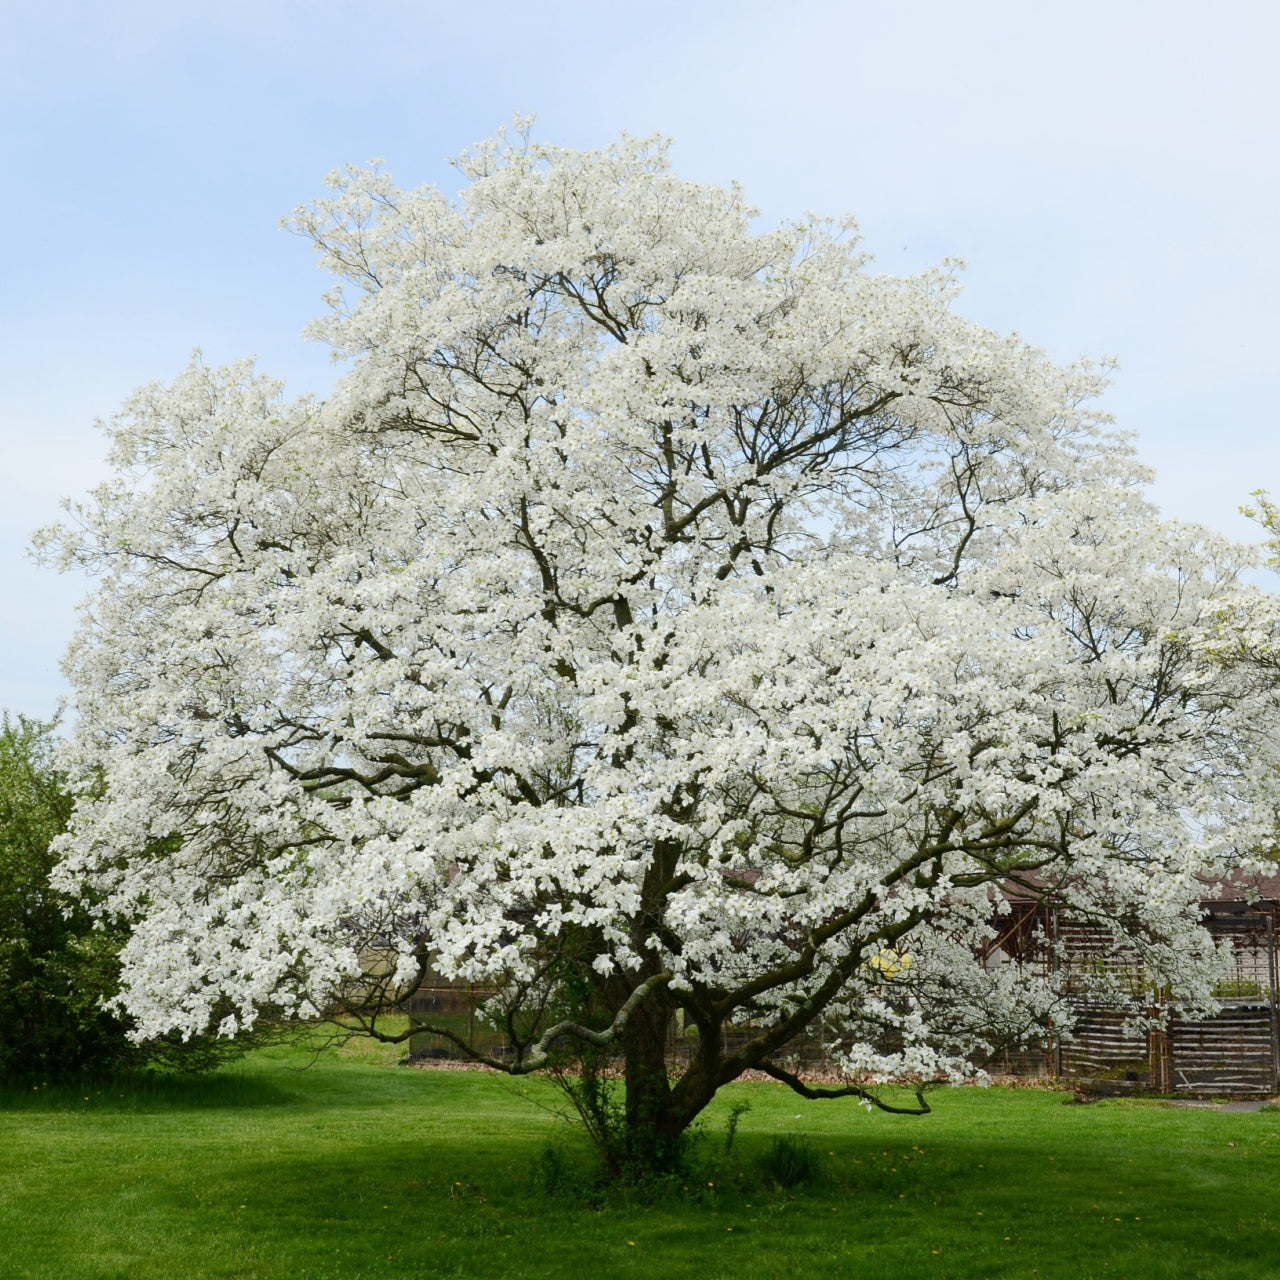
607, 982, 716, 1175
617, 989, 678, 1171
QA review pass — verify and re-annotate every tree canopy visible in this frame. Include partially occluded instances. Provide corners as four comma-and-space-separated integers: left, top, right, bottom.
43, 127, 1280, 1165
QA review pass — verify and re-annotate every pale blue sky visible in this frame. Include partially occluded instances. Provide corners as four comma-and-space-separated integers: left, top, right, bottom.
4, 0, 1278, 717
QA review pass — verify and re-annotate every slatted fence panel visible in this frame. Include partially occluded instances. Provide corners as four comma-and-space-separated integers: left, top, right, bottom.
1058, 1009, 1152, 1085
1168, 1007, 1278, 1096
407, 984, 513, 1060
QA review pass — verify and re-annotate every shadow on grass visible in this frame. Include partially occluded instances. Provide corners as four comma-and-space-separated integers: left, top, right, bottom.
0, 1069, 293, 1112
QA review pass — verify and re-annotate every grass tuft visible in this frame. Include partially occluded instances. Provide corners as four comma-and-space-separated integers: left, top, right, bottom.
757, 1133, 824, 1188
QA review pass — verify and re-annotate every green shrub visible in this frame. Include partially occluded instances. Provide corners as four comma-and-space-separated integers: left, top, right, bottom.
0, 713, 265, 1080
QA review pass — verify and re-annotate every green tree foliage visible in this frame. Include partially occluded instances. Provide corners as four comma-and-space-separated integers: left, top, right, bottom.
0, 714, 266, 1079
0, 713, 131, 1077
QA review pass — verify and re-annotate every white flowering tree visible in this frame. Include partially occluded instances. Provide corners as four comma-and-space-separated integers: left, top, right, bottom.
44, 128, 1280, 1170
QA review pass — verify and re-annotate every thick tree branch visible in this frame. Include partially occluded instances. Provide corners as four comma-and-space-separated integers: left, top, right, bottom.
757, 1060, 932, 1116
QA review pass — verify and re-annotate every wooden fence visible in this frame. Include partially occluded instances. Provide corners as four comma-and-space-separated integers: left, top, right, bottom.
1049, 909, 1280, 1095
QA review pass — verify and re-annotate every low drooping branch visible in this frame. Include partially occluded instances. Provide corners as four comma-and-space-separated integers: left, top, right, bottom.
758, 1059, 932, 1116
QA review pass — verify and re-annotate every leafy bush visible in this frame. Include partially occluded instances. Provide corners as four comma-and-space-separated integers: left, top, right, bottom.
0, 714, 264, 1080
722, 1099, 752, 1154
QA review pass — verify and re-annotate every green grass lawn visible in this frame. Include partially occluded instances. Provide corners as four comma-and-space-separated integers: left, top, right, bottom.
3, 1035, 1279, 1280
